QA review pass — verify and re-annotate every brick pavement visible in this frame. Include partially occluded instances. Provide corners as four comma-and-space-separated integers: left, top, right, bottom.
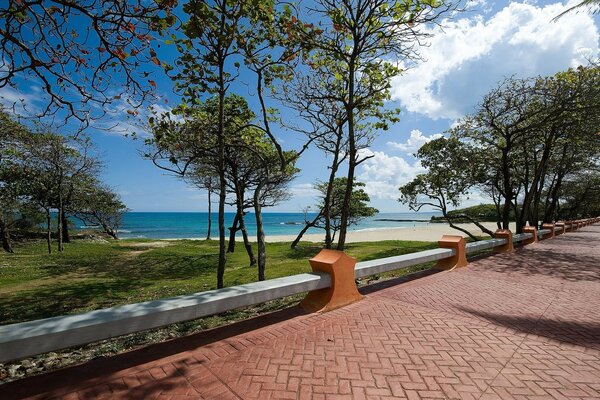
3, 225, 600, 400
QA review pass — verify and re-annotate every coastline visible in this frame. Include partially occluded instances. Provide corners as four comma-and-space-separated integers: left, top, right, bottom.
163, 222, 515, 243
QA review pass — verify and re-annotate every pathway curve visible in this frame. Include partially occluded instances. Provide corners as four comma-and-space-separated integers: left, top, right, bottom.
4, 225, 600, 400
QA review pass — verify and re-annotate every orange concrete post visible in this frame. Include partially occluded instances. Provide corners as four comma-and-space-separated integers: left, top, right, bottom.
300, 249, 363, 313
436, 235, 468, 270
565, 221, 573, 232
555, 222, 565, 235
522, 226, 537, 245
494, 229, 514, 252
541, 223, 554, 239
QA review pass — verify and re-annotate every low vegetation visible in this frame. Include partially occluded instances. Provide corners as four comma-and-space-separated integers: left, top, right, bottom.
0, 238, 436, 325
0, 237, 436, 382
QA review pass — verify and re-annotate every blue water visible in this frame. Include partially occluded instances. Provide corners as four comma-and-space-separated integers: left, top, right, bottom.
78, 212, 442, 239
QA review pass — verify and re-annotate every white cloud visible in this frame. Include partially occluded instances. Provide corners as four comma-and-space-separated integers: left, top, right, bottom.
391, 1, 599, 120
288, 183, 320, 198
387, 129, 443, 154
357, 149, 426, 200
0, 86, 42, 115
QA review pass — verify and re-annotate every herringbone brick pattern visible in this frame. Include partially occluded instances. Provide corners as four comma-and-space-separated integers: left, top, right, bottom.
4, 225, 600, 400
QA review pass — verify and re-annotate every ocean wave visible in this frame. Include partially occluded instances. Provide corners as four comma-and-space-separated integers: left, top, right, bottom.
118, 230, 132, 233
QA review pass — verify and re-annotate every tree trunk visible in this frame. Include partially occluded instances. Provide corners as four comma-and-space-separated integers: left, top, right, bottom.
0, 212, 13, 253
545, 172, 565, 222
455, 215, 496, 238
46, 209, 52, 254
57, 197, 64, 252
254, 185, 267, 281
216, 56, 227, 289
324, 128, 343, 249
238, 212, 256, 266
291, 212, 321, 248
337, 59, 356, 251
102, 222, 119, 240
227, 212, 240, 253
501, 147, 512, 230
446, 217, 479, 242
206, 189, 212, 240
61, 213, 70, 243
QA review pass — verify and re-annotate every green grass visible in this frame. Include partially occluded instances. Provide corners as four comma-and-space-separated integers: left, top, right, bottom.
0, 238, 437, 325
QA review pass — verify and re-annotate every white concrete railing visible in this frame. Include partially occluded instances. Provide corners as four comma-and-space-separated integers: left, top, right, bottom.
0, 248, 456, 363
0, 220, 595, 363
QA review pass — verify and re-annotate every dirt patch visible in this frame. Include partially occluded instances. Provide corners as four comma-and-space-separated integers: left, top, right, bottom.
122, 241, 173, 249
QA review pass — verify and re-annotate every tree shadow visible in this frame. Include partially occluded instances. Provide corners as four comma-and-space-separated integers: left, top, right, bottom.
456, 307, 600, 350
471, 243, 600, 282
359, 268, 441, 295
2, 306, 308, 400
0, 279, 149, 324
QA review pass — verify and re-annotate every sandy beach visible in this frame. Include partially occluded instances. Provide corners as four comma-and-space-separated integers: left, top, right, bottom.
257, 222, 516, 243
165, 222, 515, 243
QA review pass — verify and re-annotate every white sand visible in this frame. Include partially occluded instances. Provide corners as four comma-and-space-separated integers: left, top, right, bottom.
256, 222, 516, 243
169, 222, 515, 243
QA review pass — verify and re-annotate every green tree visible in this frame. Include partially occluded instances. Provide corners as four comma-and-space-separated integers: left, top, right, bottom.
451, 66, 600, 231
292, 178, 377, 247
73, 184, 128, 240
295, 0, 454, 250
167, 0, 251, 288
0, 111, 31, 252
149, 94, 297, 281
399, 137, 495, 241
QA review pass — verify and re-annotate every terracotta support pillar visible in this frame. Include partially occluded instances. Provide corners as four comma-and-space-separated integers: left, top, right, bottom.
436, 235, 467, 270
541, 223, 555, 239
565, 221, 573, 232
300, 250, 363, 313
555, 222, 565, 235
494, 230, 514, 252
522, 226, 537, 245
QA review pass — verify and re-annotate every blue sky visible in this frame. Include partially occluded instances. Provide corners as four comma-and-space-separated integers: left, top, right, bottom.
2, 0, 599, 213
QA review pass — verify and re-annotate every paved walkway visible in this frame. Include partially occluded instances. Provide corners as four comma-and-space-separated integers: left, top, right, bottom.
4, 225, 600, 400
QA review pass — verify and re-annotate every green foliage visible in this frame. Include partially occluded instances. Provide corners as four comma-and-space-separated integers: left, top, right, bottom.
430, 204, 515, 222
0, 238, 435, 324
451, 64, 600, 228
0, 113, 125, 250
311, 178, 378, 236
399, 137, 481, 212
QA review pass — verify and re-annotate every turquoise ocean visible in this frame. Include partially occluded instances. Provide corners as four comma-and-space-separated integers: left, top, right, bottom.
80, 212, 442, 240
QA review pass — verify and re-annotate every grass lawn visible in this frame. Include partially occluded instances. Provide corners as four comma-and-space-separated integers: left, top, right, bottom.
0, 237, 440, 381
0, 238, 437, 325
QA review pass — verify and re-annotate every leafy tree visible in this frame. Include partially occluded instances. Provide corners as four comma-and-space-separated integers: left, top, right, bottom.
149, 94, 297, 281
73, 184, 128, 240
556, 170, 600, 219
0, 111, 31, 252
165, 0, 250, 288
4, 125, 118, 252
453, 66, 600, 231
292, 178, 377, 247
399, 137, 495, 241
0, 0, 176, 125
294, 0, 454, 250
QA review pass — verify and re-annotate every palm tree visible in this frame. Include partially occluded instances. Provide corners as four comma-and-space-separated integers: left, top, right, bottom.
553, 0, 599, 21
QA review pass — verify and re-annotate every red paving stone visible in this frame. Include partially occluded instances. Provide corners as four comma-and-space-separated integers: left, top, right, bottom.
2, 225, 600, 400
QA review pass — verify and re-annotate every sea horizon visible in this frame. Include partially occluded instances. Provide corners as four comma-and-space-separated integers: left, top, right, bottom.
76, 211, 443, 240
